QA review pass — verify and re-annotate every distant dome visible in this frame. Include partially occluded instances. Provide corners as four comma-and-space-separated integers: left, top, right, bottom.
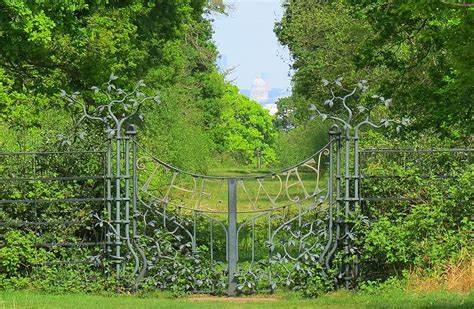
252, 77, 267, 87
250, 76, 270, 103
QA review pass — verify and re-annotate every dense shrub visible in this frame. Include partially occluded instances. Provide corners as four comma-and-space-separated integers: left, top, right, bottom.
359, 131, 473, 281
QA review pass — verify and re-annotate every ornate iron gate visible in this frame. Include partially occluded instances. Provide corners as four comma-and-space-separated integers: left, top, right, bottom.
99, 125, 349, 295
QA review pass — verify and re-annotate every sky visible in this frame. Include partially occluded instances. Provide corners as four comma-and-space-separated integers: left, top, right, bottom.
210, 0, 292, 91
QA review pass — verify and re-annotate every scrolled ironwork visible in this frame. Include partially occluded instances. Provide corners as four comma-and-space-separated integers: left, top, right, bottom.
120, 136, 337, 294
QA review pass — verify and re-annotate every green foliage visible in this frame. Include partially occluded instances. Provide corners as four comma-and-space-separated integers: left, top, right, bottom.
275, 1, 375, 123
213, 85, 277, 165
275, 121, 329, 168
0, 229, 115, 292
234, 260, 333, 297
136, 230, 216, 295
347, 0, 473, 137
277, 0, 473, 139
0, 0, 274, 171
0, 231, 51, 289
359, 132, 473, 280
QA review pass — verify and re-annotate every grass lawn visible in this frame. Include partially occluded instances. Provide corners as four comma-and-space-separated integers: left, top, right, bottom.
1, 290, 472, 309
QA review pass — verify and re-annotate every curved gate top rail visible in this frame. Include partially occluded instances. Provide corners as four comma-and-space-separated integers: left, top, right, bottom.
135, 140, 333, 180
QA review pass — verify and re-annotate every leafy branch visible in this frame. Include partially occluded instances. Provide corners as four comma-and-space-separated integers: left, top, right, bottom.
309, 77, 410, 134
58, 73, 160, 145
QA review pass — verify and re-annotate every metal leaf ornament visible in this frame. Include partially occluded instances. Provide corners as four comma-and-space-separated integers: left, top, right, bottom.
308, 78, 410, 135
59, 73, 160, 143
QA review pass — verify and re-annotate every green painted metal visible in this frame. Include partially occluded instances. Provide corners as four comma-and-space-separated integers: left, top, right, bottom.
227, 177, 238, 296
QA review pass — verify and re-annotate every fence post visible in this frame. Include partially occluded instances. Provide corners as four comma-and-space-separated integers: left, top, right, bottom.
227, 177, 237, 296
343, 127, 351, 289
106, 138, 113, 258
114, 129, 122, 277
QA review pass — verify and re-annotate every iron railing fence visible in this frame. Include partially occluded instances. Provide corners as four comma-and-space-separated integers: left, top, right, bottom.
359, 148, 473, 203
0, 150, 107, 265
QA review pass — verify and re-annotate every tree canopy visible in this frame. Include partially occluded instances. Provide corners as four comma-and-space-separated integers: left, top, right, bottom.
0, 0, 276, 170
276, 0, 473, 140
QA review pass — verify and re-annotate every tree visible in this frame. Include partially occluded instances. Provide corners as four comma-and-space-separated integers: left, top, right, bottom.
0, 0, 268, 170
347, 0, 473, 138
213, 85, 277, 165
277, 0, 473, 139
275, 0, 375, 125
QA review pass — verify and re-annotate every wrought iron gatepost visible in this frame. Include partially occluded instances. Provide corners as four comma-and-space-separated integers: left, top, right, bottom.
61, 75, 160, 281
309, 78, 408, 289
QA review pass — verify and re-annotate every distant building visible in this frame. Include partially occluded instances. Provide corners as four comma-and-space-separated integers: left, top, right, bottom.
250, 76, 270, 103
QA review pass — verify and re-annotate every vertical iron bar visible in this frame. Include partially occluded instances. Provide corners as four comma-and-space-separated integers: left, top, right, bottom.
344, 129, 351, 289
106, 138, 112, 256
124, 127, 140, 277
327, 128, 342, 280
227, 177, 237, 296
192, 211, 197, 253
131, 131, 138, 245
115, 133, 122, 276
321, 128, 335, 265
267, 211, 272, 290
251, 219, 255, 263
353, 132, 360, 283
124, 135, 131, 269
210, 218, 214, 264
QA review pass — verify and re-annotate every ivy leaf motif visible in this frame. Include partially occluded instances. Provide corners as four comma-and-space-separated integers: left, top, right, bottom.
381, 118, 390, 127
357, 105, 366, 113
106, 128, 115, 138
59, 89, 67, 97
154, 94, 161, 103
357, 80, 368, 91
324, 99, 333, 107
77, 131, 86, 140
309, 104, 317, 111
384, 98, 392, 108
109, 72, 118, 81
320, 113, 328, 121
90, 86, 100, 93
335, 76, 343, 86
321, 79, 329, 86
